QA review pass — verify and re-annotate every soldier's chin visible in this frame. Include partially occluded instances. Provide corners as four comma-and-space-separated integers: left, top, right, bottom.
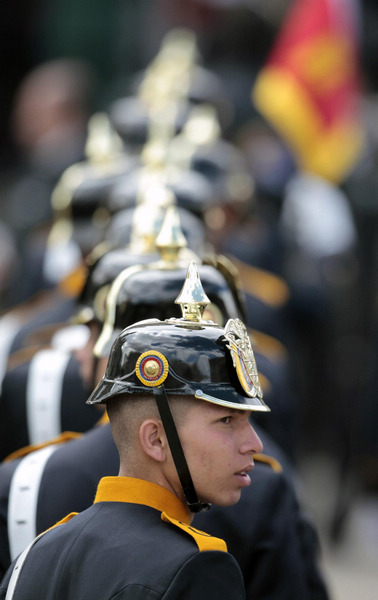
203, 490, 243, 508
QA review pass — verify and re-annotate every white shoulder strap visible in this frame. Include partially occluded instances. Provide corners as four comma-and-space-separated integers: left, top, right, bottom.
5, 529, 47, 600
51, 324, 89, 352
8, 445, 59, 560
26, 349, 71, 444
0, 314, 21, 393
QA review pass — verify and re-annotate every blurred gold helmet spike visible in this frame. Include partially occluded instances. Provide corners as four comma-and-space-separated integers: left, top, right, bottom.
155, 205, 188, 263
143, 27, 198, 87
175, 260, 210, 322
50, 113, 124, 216
51, 167, 83, 213
84, 112, 124, 165
166, 104, 221, 172
128, 203, 163, 254
140, 138, 168, 171
128, 184, 175, 253
135, 178, 174, 211
139, 28, 198, 107
157, 28, 198, 65
183, 104, 221, 146
148, 103, 180, 148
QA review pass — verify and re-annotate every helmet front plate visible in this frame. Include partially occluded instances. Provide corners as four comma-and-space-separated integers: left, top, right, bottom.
224, 318, 263, 400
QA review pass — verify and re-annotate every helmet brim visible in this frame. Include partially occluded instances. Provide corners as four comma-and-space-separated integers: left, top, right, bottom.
87, 377, 269, 412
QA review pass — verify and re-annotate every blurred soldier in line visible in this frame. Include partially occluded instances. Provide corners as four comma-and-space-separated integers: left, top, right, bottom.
0, 59, 95, 307
0, 109, 134, 403
1, 262, 258, 600
0, 255, 329, 598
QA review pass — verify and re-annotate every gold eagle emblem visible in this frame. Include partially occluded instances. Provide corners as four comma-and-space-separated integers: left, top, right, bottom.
224, 318, 263, 399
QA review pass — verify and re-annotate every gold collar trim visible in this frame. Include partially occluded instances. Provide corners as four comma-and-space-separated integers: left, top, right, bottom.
94, 476, 190, 524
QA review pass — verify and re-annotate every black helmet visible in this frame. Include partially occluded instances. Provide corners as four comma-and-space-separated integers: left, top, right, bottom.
88, 313, 268, 413
93, 261, 246, 358
74, 246, 159, 326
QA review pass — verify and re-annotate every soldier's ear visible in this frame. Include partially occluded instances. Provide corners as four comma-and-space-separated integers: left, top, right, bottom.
139, 419, 169, 463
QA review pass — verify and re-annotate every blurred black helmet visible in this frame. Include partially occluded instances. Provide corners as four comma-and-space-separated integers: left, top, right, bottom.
93, 259, 245, 358
107, 161, 215, 220
47, 113, 135, 259
71, 196, 172, 325
104, 205, 208, 256
92, 205, 246, 357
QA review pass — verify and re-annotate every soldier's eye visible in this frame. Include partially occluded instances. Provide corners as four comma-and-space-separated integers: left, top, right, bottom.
219, 416, 232, 424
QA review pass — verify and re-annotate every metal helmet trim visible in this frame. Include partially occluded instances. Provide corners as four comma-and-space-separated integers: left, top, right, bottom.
224, 318, 263, 400
194, 389, 269, 412
93, 263, 148, 357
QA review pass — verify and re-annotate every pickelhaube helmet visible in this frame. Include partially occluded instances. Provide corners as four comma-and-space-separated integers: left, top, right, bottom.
47, 113, 135, 260
71, 197, 167, 326
88, 270, 268, 412
88, 260, 269, 512
125, 28, 234, 131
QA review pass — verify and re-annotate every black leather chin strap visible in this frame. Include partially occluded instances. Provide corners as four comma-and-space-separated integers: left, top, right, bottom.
153, 386, 210, 513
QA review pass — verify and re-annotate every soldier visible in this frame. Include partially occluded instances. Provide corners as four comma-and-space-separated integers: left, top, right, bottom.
0, 258, 329, 598
0, 261, 267, 599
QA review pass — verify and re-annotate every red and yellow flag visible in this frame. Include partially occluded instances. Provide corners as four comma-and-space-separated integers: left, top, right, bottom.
252, 0, 364, 184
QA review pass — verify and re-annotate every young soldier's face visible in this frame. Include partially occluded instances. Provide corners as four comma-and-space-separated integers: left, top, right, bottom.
178, 401, 263, 507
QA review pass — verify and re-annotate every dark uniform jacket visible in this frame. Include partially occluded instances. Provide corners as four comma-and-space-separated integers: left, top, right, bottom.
0, 424, 329, 599
0, 477, 246, 600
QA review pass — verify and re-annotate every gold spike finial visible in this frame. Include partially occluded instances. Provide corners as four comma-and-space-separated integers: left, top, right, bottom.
85, 112, 123, 164
175, 261, 210, 322
128, 203, 163, 253
183, 104, 221, 146
155, 205, 187, 263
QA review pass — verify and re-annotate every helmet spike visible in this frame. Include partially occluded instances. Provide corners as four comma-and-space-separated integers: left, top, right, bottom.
155, 205, 187, 263
85, 112, 123, 165
175, 261, 210, 322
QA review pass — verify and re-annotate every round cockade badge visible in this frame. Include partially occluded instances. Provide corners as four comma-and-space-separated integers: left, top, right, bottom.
135, 350, 169, 387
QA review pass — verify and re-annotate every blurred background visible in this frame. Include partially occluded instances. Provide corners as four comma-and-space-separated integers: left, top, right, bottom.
1, 1, 378, 597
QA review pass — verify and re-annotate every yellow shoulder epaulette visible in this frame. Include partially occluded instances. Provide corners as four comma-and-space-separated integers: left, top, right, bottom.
161, 512, 227, 552
249, 328, 288, 362
227, 255, 290, 307
254, 453, 283, 473
48, 512, 78, 531
58, 263, 87, 298
256, 372, 271, 395
2, 431, 83, 463
95, 409, 109, 426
